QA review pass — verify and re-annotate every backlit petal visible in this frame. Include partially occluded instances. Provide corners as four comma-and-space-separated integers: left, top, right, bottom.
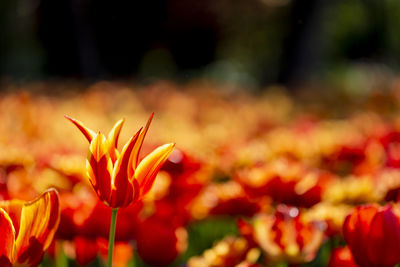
15, 189, 60, 265
135, 143, 175, 197
108, 119, 125, 163
131, 113, 154, 171
0, 208, 15, 265
110, 129, 142, 207
108, 118, 125, 150
87, 133, 113, 203
0, 200, 23, 238
65, 116, 96, 142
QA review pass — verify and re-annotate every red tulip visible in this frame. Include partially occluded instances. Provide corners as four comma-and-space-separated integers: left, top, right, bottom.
236, 159, 332, 208
343, 204, 400, 267
135, 215, 187, 266
328, 246, 359, 267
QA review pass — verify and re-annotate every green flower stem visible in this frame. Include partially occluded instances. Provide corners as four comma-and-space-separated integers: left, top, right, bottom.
107, 208, 118, 267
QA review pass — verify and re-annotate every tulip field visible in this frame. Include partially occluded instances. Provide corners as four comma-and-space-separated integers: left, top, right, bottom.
2, 81, 400, 267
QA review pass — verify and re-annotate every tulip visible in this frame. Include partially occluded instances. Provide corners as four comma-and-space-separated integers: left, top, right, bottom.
343, 204, 400, 267
66, 114, 175, 208
235, 159, 333, 208
238, 206, 324, 264
66, 114, 174, 267
187, 236, 257, 267
328, 246, 359, 267
135, 215, 187, 266
0, 189, 60, 266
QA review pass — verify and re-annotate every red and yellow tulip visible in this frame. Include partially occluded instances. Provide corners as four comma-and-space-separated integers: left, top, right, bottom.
66, 114, 175, 208
0, 189, 60, 266
238, 206, 325, 264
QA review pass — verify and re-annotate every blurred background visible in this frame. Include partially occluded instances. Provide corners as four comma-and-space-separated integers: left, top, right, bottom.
4, 1, 400, 266
1, 0, 399, 90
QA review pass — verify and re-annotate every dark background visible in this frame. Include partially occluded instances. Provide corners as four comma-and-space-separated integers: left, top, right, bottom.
0, 0, 398, 88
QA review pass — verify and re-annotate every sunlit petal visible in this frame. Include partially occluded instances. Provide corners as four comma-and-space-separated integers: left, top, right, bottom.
135, 143, 175, 197
15, 189, 60, 265
108, 118, 125, 163
110, 129, 142, 207
131, 113, 154, 171
65, 116, 96, 142
0, 208, 15, 266
0, 200, 23, 238
87, 133, 113, 203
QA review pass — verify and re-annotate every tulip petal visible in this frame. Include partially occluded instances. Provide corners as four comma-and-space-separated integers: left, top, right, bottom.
15, 189, 60, 265
131, 113, 154, 171
108, 119, 125, 149
110, 129, 142, 207
0, 208, 15, 266
65, 116, 96, 142
108, 119, 125, 163
87, 133, 113, 204
0, 200, 23, 238
254, 216, 282, 258
366, 206, 400, 267
343, 205, 378, 267
135, 143, 175, 197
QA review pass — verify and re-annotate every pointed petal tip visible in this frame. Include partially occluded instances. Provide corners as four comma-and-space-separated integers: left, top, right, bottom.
164, 142, 176, 151
64, 115, 73, 121
65, 116, 95, 142
115, 118, 126, 126
43, 188, 59, 196
146, 113, 154, 126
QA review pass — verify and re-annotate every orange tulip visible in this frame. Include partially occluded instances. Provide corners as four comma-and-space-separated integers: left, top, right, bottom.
0, 189, 60, 267
66, 114, 175, 208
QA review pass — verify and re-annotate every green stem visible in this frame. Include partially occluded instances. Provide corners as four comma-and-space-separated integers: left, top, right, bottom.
107, 208, 118, 267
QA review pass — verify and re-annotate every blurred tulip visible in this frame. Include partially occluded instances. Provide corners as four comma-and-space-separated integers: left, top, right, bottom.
379, 130, 400, 168
328, 246, 359, 267
323, 176, 377, 204
0, 189, 60, 266
135, 215, 187, 266
190, 181, 261, 220
303, 203, 352, 237
57, 190, 142, 241
74, 236, 98, 265
73, 237, 133, 266
343, 204, 400, 267
66, 114, 175, 208
188, 236, 258, 267
160, 148, 208, 223
239, 206, 324, 264
236, 159, 332, 208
